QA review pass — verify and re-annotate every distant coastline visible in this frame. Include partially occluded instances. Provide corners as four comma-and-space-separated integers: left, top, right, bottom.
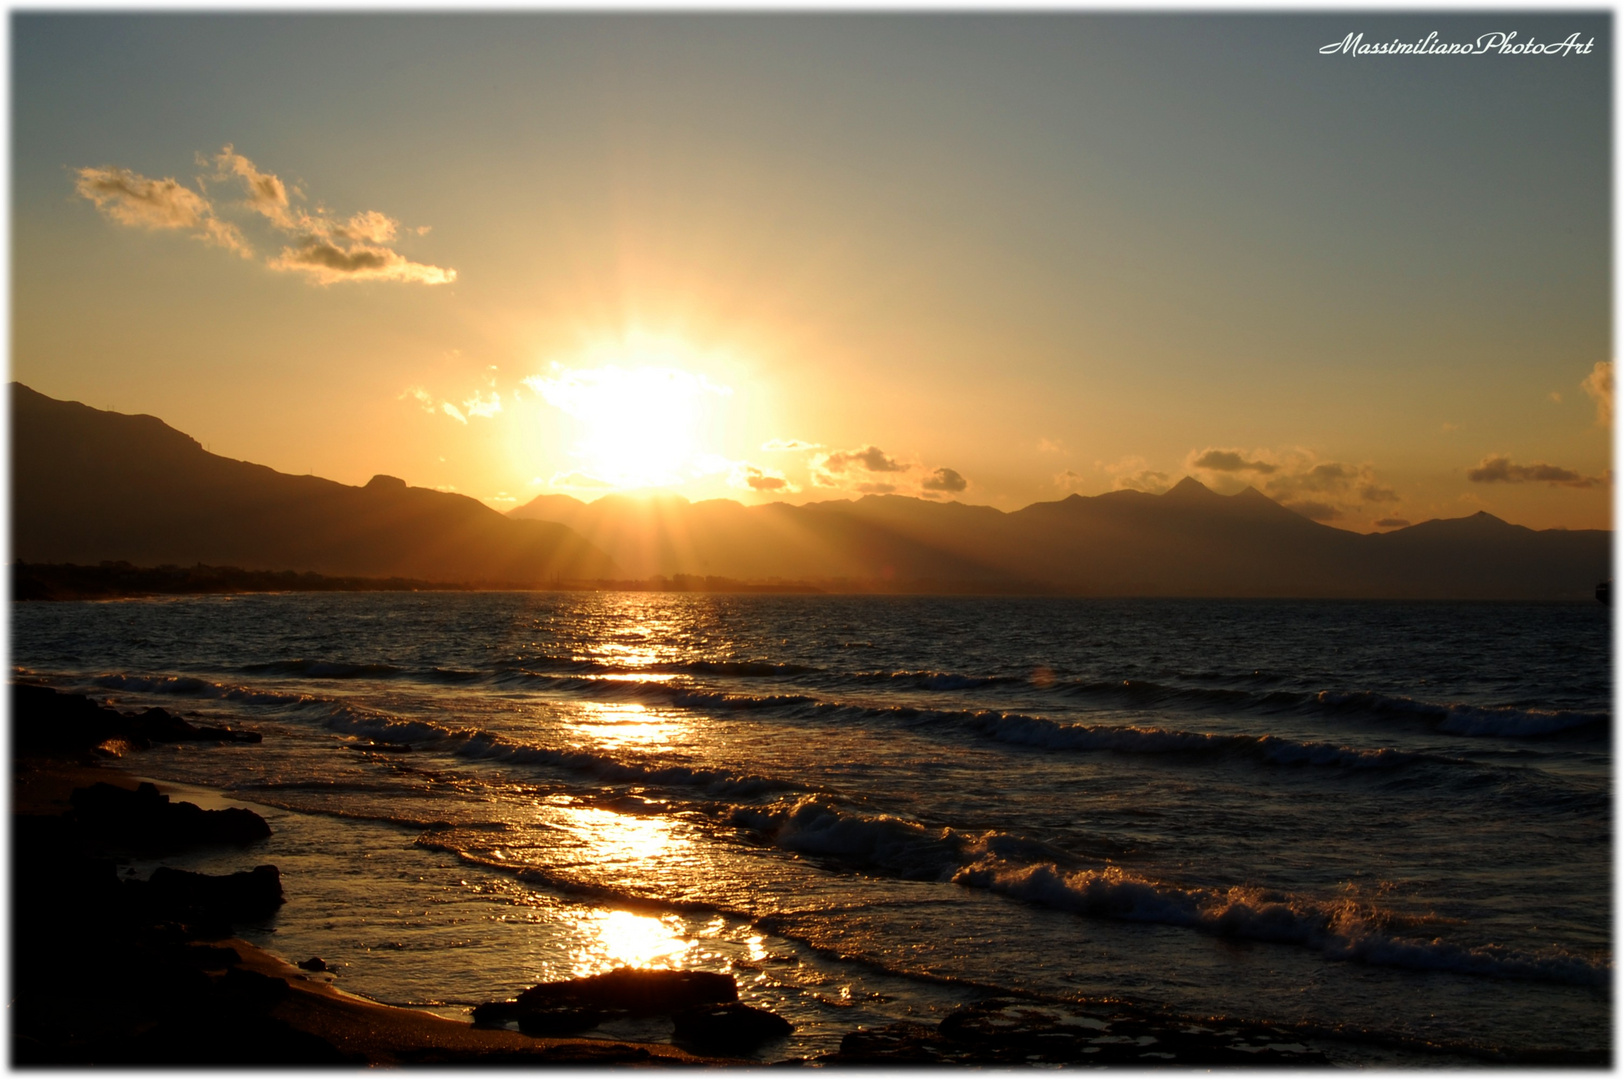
11, 562, 826, 602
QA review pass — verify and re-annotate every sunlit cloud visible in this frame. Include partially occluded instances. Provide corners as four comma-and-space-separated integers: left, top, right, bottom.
208, 144, 296, 228
461, 389, 502, 418
76, 144, 454, 285
268, 238, 456, 285
857, 482, 898, 494
761, 438, 820, 452
442, 401, 467, 424
1581, 361, 1612, 426
729, 462, 799, 493
821, 445, 907, 474
74, 165, 249, 255
1467, 455, 1607, 488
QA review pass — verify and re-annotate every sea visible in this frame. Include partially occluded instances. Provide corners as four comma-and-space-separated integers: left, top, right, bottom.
10, 592, 1612, 1063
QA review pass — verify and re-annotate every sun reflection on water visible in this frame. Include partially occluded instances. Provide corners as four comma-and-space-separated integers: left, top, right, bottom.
565, 909, 698, 975
564, 702, 682, 751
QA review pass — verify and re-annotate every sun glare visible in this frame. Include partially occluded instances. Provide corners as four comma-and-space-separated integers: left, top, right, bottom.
525, 348, 732, 490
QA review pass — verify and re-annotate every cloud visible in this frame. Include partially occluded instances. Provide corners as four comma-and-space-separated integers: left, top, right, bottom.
441, 402, 467, 424
1581, 361, 1612, 426
1466, 455, 1605, 488
921, 467, 967, 493
761, 438, 820, 452
1037, 438, 1064, 454
1283, 499, 1341, 522
1374, 518, 1411, 529
1097, 456, 1171, 495
1191, 446, 1404, 521
857, 482, 898, 494
400, 385, 437, 414
268, 238, 456, 285
728, 463, 799, 494
1115, 470, 1171, 494
74, 165, 250, 255
77, 145, 454, 285
821, 445, 907, 474
462, 390, 502, 419
209, 144, 295, 228
1190, 449, 1278, 475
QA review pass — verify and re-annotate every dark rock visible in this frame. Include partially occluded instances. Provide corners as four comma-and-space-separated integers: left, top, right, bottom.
143, 864, 285, 922
471, 1000, 523, 1026
71, 782, 271, 848
127, 707, 261, 744
514, 966, 738, 1017
12, 684, 144, 755
296, 956, 327, 973
673, 1001, 793, 1052
516, 1006, 606, 1036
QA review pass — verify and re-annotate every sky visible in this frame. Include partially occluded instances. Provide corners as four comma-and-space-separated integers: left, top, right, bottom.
11, 12, 1613, 531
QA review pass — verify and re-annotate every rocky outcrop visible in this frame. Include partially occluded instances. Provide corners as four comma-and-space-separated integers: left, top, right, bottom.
476, 967, 750, 1037
70, 782, 271, 848
13, 684, 259, 757
673, 1001, 794, 1053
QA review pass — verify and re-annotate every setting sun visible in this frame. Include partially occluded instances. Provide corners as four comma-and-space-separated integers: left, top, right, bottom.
523, 356, 733, 491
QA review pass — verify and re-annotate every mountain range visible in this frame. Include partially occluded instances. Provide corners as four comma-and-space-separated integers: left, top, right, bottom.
12, 383, 1610, 599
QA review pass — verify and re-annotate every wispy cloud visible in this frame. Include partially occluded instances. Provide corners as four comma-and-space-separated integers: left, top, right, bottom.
75, 165, 250, 255
1467, 455, 1607, 488
1099, 456, 1170, 494
75, 145, 454, 286
1581, 361, 1612, 426
761, 438, 820, 452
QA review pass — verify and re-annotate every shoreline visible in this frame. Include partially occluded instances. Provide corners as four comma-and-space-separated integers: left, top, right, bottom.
11, 684, 1601, 1067
11, 750, 739, 1065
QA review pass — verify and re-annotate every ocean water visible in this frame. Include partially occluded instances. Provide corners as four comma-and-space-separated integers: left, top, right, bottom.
12, 592, 1612, 1061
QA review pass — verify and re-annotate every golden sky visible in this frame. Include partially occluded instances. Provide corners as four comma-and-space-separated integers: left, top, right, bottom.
12, 13, 1613, 531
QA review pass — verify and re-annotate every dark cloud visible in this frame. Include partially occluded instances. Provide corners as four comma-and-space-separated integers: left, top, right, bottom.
271, 238, 455, 285
823, 445, 906, 473
1283, 499, 1341, 522
1192, 449, 1278, 474
856, 482, 897, 494
1466, 456, 1604, 488
922, 467, 967, 493
1359, 484, 1400, 503
1374, 518, 1411, 529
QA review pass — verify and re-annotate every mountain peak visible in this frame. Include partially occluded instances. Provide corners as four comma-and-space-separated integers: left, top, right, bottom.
1161, 476, 1216, 500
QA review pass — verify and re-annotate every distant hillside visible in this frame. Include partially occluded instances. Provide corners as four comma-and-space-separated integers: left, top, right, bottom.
511, 477, 1610, 600
12, 384, 619, 584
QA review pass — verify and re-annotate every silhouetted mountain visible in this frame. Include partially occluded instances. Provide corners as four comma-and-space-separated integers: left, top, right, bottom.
12, 384, 618, 584
511, 481, 1609, 600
